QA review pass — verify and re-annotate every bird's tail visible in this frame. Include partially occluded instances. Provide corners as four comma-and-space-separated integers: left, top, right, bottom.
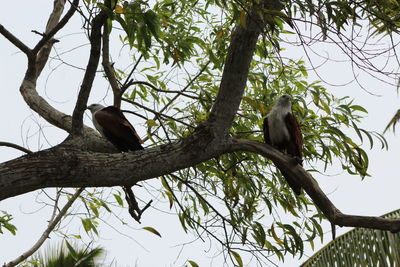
278, 167, 302, 195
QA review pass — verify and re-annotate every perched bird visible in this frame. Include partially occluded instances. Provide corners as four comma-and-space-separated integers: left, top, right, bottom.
87, 104, 147, 222
263, 94, 303, 195
87, 104, 144, 152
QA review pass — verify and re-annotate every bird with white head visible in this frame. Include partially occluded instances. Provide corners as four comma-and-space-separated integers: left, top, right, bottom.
263, 94, 303, 195
87, 104, 144, 152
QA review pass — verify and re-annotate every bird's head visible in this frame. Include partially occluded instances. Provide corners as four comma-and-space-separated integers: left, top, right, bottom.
87, 103, 105, 114
276, 94, 292, 107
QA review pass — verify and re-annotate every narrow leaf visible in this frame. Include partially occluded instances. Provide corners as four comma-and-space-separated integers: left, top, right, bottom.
142, 226, 162, 237
230, 250, 243, 267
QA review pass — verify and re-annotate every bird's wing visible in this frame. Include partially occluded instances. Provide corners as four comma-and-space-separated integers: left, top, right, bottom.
263, 117, 271, 145
284, 112, 303, 158
94, 106, 144, 151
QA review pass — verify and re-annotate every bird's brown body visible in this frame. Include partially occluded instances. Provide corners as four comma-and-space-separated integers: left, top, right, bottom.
87, 104, 144, 152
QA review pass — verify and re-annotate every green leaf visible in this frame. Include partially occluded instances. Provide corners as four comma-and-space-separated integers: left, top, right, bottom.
350, 104, 368, 113
230, 250, 243, 267
142, 226, 162, 237
81, 218, 92, 233
89, 202, 99, 217
187, 260, 200, 267
146, 119, 158, 127
114, 193, 124, 207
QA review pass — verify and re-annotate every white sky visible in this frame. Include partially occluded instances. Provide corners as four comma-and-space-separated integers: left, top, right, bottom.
1, 1, 400, 266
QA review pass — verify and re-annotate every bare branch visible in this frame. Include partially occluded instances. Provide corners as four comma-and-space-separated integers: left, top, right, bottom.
18, 0, 81, 133
121, 109, 148, 121
102, 24, 122, 107
0, 142, 33, 155
208, 2, 270, 136
32, 0, 80, 55
34, 0, 80, 77
124, 80, 201, 100
123, 186, 152, 223
4, 188, 84, 267
155, 61, 210, 117
0, 24, 31, 55
71, 6, 109, 135
122, 97, 194, 128
121, 54, 143, 91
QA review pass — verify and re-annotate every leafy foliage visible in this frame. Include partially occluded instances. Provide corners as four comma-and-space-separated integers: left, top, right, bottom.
4, 0, 398, 266
286, 0, 400, 36
74, 0, 392, 264
0, 210, 17, 235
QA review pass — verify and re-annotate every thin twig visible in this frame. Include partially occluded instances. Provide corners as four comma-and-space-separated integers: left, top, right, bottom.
0, 24, 32, 55
4, 188, 84, 267
121, 109, 149, 121
0, 142, 33, 155
122, 98, 194, 128
121, 54, 144, 92
124, 80, 202, 100
32, 0, 80, 54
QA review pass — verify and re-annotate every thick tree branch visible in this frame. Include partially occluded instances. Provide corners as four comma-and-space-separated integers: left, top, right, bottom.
0, 125, 223, 201
0, 142, 33, 155
17, 0, 79, 133
102, 24, 122, 107
71, 8, 108, 135
2, 131, 400, 233
208, 3, 266, 136
3, 188, 84, 267
208, 0, 286, 137
229, 138, 400, 233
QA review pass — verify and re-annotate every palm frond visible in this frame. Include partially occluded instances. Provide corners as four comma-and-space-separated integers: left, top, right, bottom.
29, 240, 104, 267
301, 209, 400, 267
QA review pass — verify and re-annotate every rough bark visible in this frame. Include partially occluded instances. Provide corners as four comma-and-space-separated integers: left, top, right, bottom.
0, 124, 223, 200
1, 0, 400, 238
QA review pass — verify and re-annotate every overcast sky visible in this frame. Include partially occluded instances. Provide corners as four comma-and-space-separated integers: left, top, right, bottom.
1, 1, 400, 266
